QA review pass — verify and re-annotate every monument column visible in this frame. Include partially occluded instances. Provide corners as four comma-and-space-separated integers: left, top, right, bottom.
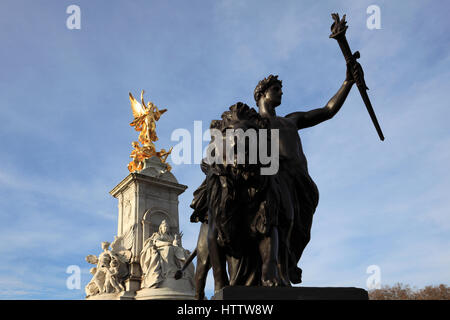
109, 157, 187, 296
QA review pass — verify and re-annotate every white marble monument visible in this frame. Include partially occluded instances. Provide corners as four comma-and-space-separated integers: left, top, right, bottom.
85, 157, 195, 300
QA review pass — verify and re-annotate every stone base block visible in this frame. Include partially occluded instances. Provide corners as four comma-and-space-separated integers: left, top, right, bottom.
212, 286, 369, 300
135, 278, 195, 300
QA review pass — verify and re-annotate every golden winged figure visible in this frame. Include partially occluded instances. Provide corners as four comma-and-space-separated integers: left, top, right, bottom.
128, 91, 172, 173
129, 90, 167, 146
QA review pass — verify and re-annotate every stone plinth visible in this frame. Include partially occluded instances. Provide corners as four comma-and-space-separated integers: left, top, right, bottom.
212, 286, 369, 300
86, 292, 134, 300
106, 157, 190, 299
135, 279, 196, 300
110, 159, 187, 259
110, 157, 187, 245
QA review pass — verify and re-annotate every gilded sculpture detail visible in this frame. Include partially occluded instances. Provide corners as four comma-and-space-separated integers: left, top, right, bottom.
128, 90, 172, 172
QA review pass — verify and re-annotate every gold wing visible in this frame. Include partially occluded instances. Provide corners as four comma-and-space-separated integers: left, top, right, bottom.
129, 91, 147, 119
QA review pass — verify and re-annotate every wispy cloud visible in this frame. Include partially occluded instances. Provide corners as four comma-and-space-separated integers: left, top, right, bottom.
0, 0, 448, 299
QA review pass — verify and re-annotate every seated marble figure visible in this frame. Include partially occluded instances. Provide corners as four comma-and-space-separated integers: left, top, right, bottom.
140, 220, 193, 288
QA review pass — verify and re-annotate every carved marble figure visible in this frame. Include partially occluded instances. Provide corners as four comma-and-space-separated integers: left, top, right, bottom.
85, 227, 134, 297
140, 220, 193, 289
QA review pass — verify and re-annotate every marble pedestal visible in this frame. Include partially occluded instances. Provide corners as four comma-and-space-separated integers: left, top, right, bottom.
135, 279, 196, 300
85, 157, 195, 300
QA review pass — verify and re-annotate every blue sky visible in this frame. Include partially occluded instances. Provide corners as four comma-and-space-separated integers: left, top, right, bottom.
0, 0, 449, 299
